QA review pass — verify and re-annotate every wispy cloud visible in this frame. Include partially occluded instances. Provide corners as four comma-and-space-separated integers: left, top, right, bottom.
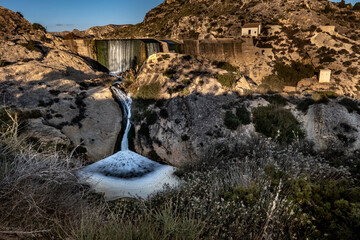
55, 24, 74, 27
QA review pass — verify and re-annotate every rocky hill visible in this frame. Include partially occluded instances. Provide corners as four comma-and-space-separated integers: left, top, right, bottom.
117, 53, 360, 166
102, 0, 360, 98
0, 6, 32, 39
51, 24, 131, 39
0, 7, 122, 161
105, 0, 360, 40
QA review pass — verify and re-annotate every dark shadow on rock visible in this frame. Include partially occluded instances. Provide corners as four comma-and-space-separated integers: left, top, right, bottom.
82, 56, 109, 73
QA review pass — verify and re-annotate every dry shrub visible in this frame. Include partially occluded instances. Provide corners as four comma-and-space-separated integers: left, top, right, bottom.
0, 111, 89, 234
0, 109, 358, 239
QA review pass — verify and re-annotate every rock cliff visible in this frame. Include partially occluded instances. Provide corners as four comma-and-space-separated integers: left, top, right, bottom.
0, 7, 122, 161
124, 53, 360, 166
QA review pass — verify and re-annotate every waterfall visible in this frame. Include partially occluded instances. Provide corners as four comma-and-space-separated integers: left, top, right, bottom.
108, 40, 141, 73
110, 85, 132, 150
78, 81, 179, 199
97, 39, 162, 73
146, 42, 161, 57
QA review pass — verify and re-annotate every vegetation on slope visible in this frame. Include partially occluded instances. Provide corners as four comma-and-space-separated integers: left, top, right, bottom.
262, 61, 315, 91
1, 107, 359, 239
253, 104, 304, 143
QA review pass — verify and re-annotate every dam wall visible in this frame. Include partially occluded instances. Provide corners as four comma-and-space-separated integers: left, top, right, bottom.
182, 38, 270, 65
63, 39, 163, 72
63, 37, 271, 72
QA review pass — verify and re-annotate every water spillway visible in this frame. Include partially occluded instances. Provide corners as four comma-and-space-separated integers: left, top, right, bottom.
96, 39, 162, 73
78, 83, 179, 200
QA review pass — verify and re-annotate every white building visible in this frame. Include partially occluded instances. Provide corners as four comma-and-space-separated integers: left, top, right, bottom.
319, 69, 331, 83
241, 23, 262, 37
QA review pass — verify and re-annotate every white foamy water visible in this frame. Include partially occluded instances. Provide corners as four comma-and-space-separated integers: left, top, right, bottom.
106, 40, 162, 74
78, 82, 179, 199
78, 150, 178, 199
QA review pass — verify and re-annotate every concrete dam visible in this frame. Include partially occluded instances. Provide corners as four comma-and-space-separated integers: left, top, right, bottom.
64, 39, 165, 73
64, 38, 270, 72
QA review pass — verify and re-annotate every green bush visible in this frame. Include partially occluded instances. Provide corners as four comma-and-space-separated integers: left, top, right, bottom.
324, 2, 334, 13
236, 106, 251, 125
181, 134, 190, 141
221, 183, 260, 206
289, 178, 360, 239
312, 91, 338, 103
63, 32, 79, 40
32, 23, 46, 32
139, 123, 150, 138
214, 61, 237, 72
180, 88, 190, 97
163, 69, 176, 78
136, 82, 162, 100
224, 111, 240, 130
263, 62, 315, 91
20, 40, 42, 52
339, 98, 360, 114
264, 94, 288, 106
252, 105, 304, 143
159, 109, 169, 119
297, 98, 315, 112
146, 112, 158, 125
347, 67, 358, 76
162, 54, 170, 59
168, 85, 185, 95
217, 73, 236, 88
274, 61, 315, 86
320, 56, 336, 64
189, 30, 200, 39
182, 79, 191, 85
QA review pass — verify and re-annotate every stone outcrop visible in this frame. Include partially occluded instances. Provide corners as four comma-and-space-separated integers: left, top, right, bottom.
125, 53, 259, 165
124, 53, 360, 166
0, 6, 32, 39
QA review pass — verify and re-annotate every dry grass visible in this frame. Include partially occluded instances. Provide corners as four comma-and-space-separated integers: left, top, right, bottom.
0, 110, 90, 236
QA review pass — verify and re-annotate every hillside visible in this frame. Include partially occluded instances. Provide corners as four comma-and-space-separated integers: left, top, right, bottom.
105, 0, 360, 40
1, 3, 360, 239
94, 0, 360, 98
0, 7, 122, 161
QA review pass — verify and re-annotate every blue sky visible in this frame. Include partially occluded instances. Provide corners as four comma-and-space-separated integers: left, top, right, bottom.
332, 0, 358, 4
1, 0, 163, 32
1, 0, 358, 32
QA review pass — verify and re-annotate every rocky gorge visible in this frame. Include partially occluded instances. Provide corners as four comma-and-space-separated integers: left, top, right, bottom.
1, 0, 360, 239
1, 2, 360, 166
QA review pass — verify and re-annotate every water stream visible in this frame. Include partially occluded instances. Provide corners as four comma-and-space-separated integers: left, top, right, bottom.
110, 83, 132, 151
78, 78, 178, 200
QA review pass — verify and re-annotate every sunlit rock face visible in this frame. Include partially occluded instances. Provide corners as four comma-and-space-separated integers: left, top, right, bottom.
0, 7, 123, 161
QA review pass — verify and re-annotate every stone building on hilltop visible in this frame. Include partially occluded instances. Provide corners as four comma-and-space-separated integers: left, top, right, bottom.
241, 23, 262, 37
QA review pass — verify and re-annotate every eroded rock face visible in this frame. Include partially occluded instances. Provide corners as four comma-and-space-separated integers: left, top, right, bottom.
0, 7, 122, 161
125, 53, 360, 166
126, 53, 258, 166
302, 101, 360, 153
133, 93, 256, 166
